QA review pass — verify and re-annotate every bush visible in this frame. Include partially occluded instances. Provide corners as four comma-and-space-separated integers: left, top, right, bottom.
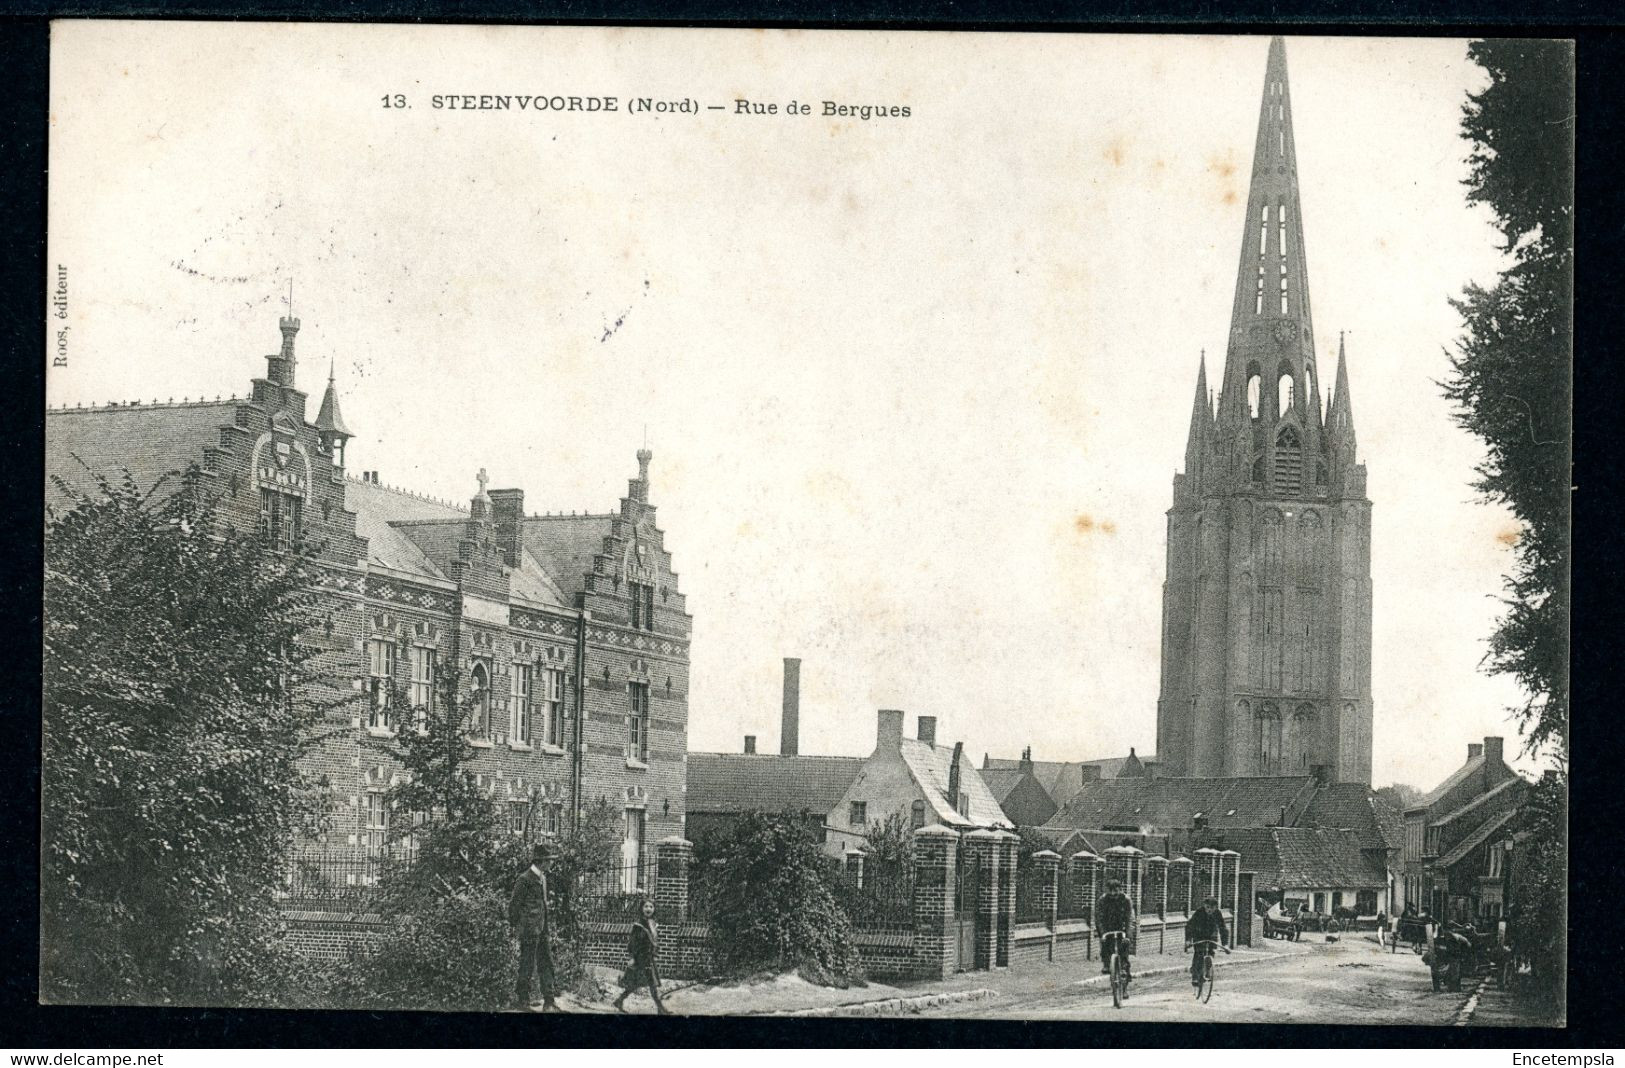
696, 812, 863, 985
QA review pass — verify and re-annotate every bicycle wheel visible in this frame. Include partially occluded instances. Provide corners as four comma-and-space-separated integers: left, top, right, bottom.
1199, 954, 1215, 1003
1110, 952, 1124, 1009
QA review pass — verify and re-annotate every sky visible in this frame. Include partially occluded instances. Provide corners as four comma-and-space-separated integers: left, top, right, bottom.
48, 24, 1543, 790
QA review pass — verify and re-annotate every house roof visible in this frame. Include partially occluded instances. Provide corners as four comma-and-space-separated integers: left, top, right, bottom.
686, 753, 864, 816
1301, 782, 1402, 851
345, 478, 462, 581
1412, 755, 1485, 811
1437, 808, 1518, 869
900, 739, 1012, 829
979, 768, 1033, 805
1431, 776, 1524, 829
983, 754, 1159, 805
1045, 776, 1314, 833
1218, 826, 1386, 890
520, 513, 616, 599
46, 401, 238, 512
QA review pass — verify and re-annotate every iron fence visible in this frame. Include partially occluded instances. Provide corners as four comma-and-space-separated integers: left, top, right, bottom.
283, 852, 397, 905
576, 862, 655, 923
830, 858, 914, 932
1057, 867, 1090, 921
1014, 858, 1048, 924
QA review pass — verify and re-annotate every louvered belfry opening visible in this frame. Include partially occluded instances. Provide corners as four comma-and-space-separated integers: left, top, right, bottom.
1274, 425, 1303, 493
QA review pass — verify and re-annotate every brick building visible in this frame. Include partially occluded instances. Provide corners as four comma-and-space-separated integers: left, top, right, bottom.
978, 750, 1058, 829
1400, 736, 1526, 921
45, 316, 692, 885
1155, 36, 1375, 784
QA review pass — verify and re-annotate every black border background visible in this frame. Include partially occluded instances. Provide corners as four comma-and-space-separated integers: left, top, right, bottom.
1, 5, 1619, 1049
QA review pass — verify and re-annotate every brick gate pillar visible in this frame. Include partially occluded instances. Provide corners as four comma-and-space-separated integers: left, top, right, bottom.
963, 829, 1000, 971
1104, 844, 1145, 955
1145, 854, 1168, 919
1219, 849, 1241, 919
1194, 847, 1220, 907
1170, 855, 1194, 915
655, 836, 692, 923
910, 824, 958, 980
994, 830, 1020, 967
1033, 849, 1060, 960
1069, 851, 1100, 925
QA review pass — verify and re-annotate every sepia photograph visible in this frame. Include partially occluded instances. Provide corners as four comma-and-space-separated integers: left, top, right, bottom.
40, 23, 1571, 1031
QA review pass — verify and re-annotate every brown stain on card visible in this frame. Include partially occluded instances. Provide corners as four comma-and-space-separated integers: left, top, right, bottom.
1496, 525, 1521, 548
1103, 138, 1128, 167
1074, 514, 1116, 536
1207, 151, 1241, 206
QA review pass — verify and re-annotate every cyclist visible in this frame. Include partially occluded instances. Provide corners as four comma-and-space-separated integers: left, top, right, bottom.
1096, 878, 1136, 983
1185, 895, 1231, 989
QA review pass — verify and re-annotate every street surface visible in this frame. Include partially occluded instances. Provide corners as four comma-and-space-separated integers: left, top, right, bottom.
912, 935, 1483, 1025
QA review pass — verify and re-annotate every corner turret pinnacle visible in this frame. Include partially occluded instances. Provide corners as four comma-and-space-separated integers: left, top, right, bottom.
1184, 351, 1212, 481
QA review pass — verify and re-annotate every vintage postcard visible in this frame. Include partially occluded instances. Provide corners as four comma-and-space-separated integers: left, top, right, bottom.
42, 22, 1570, 1028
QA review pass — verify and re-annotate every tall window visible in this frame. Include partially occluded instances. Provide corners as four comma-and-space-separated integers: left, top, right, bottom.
1257, 706, 1282, 774
911, 799, 926, 829
849, 801, 867, 828
627, 682, 650, 763
364, 792, 388, 859
622, 808, 646, 891
259, 489, 303, 549
541, 801, 562, 837
511, 662, 532, 745
629, 582, 655, 631
408, 646, 435, 731
506, 800, 528, 839
469, 661, 490, 739
540, 668, 566, 746
367, 638, 395, 731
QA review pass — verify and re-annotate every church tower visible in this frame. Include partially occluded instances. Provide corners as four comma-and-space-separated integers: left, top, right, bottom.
1154, 37, 1373, 784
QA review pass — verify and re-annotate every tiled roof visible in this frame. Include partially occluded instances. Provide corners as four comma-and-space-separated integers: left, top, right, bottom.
46, 402, 238, 512
345, 478, 462, 580
1221, 826, 1386, 890
983, 754, 1158, 805
1437, 808, 1517, 869
511, 547, 568, 608
1431, 777, 1524, 829
686, 753, 864, 816
1413, 756, 1485, 811
1045, 776, 1314, 833
900, 739, 1012, 828
1301, 782, 1399, 851
520, 514, 616, 599
979, 768, 1031, 805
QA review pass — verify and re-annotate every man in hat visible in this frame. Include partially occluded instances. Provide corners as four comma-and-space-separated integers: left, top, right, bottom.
509, 841, 559, 1011
1095, 878, 1136, 982
1185, 896, 1231, 988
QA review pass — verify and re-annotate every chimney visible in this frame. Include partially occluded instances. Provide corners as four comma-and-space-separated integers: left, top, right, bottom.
488, 488, 525, 568
947, 741, 964, 812
1019, 746, 1033, 772
780, 658, 801, 756
1080, 764, 1102, 783
1468, 742, 1483, 760
743, 735, 756, 755
917, 715, 937, 747
877, 709, 905, 752
1483, 736, 1503, 767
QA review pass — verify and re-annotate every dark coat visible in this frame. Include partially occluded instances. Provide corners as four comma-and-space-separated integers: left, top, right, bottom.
619, 919, 660, 990
1187, 906, 1229, 945
508, 866, 551, 935
1096, 891, 1135, 935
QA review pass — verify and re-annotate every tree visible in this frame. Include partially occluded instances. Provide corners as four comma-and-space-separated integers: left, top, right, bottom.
42, 466, 327, 1005
1374, 783, 1423, 811
1443, 39, 1574, 761
700, 812, 862, 984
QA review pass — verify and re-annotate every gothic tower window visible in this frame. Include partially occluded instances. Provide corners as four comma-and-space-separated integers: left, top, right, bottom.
1277, 372, 1295, 417
469, 661, 490, 739
1247, 362, 1262, 419
1260, 204, 1269, 258
1273, 425, 1303, 493
1279, 198, 1288, 258
1279, 262, 1289, 314
1292, 704, 1318, 770
1257, 703, 1281, 774
1251, 455, 1265, 484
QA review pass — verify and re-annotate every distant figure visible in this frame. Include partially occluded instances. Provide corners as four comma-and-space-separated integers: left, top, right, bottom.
1095, 878, 1136, 982
509, 842, 560, 1012
614, 897, 668, 1014
1377, 909, 1388, 947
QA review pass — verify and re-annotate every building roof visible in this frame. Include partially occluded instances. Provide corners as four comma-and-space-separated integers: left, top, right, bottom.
979, 768, 1032, 805
345, 477, 462, 581
685, 753, 864, 816
983, 754, 1159, 806
520, 513, 616, 599
1411, 755, 1485, 812
1431, 776, 1524, 829
1217, 826, 1386, 891
315, 376, 352, 437
899, 738, 1012, 829
1437, 808, 1518, 870
1045, 775, 1314, 833
46, 401, 237, 512
1301, 782, 1402, 851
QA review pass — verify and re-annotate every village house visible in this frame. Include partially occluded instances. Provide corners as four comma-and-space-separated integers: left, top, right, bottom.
826, 710, 1012, 858
978, 749, 1059, 828
1400, 736, 1527, 922
45, 316, 693, 890
982, 749, 1162, 812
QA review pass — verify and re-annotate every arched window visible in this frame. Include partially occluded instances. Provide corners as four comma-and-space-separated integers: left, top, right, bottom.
1304, 363, 1316, 412
1247, 362, 1262, 420
1292, 704, 1318, 770
1274, 425, 1303, 493
911, 799, 926, 829
1251, 455, 1265, 484
1257, 704, 1282, 775
469, 661, 490, 738
1277, 373, 1295, 416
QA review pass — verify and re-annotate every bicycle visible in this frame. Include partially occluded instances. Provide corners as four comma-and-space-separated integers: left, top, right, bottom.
1187, 938, 1226, 1003
1100, 930, 1130, 1008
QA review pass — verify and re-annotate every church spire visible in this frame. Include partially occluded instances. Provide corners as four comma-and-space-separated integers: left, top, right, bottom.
1183, 350, 1211, 481
1328, 331, 1356, 455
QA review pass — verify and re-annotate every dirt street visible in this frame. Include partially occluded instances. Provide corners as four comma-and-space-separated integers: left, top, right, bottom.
913, 936, 1477, 1025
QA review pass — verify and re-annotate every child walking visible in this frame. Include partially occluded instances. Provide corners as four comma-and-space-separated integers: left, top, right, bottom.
614, 897, 668, 1014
